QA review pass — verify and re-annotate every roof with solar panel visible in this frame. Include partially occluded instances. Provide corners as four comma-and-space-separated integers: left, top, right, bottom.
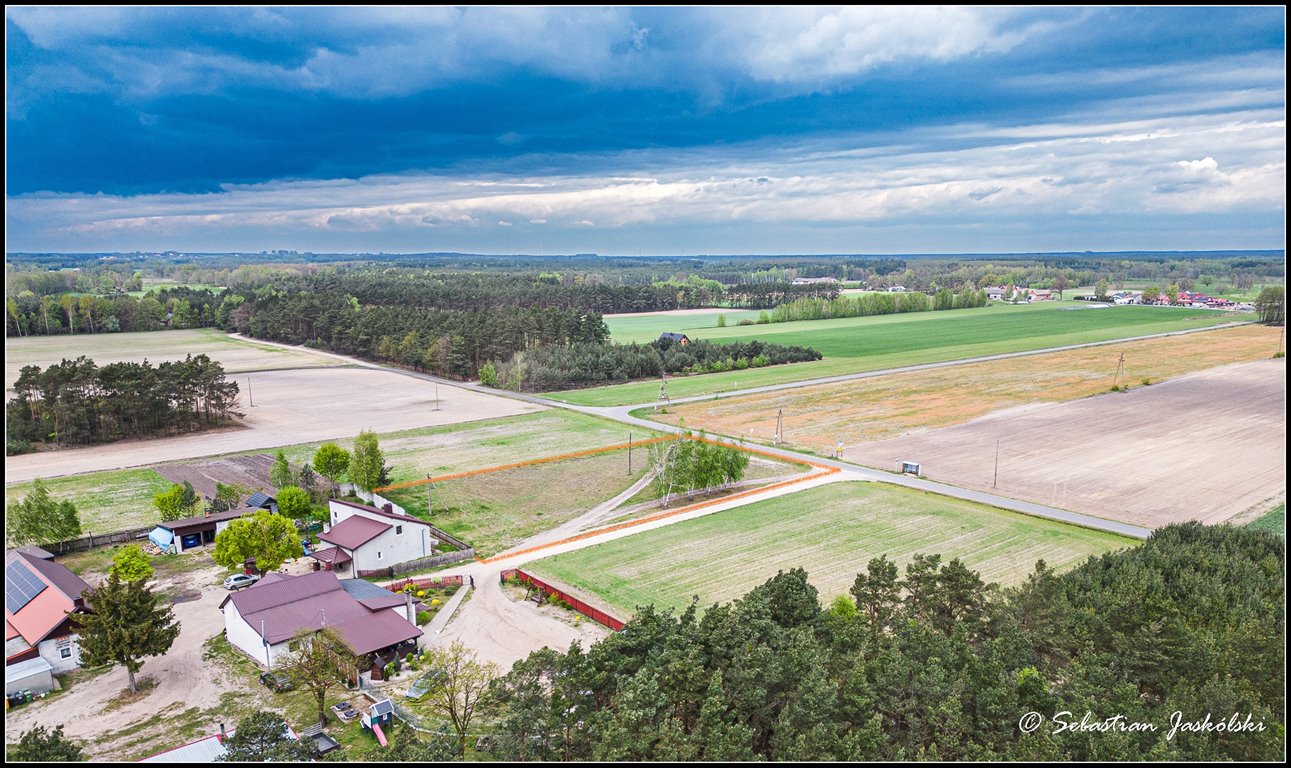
4, 550, 91, 647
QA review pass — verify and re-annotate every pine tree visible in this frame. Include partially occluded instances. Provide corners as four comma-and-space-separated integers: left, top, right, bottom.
73, 573, 180, 695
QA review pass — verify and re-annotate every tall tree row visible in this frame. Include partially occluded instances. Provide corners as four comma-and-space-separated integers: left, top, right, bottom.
6, 354, 241, 454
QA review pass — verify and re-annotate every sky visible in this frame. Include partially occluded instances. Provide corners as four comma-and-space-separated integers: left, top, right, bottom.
4, 6, 1286, 255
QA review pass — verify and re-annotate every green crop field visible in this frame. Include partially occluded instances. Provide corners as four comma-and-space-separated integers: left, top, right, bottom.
1248, 504, 1285, 537
606, 310, 767, 344
6, 410, 658, 536
555, 303, 1242, 406
527, 481, 1136, 617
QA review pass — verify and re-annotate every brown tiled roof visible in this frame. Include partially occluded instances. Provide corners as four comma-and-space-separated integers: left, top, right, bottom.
318, 516, 390, 549
161, 507, 257, 531
308, 547, 353, 565
220, 571, 421, 652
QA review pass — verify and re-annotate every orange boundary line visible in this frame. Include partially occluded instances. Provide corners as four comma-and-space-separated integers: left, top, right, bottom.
374, 435, 681, 491
480, 464, 840, 564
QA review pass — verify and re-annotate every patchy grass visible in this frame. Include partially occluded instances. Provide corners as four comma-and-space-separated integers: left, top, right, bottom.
652, 324, 1284, 456
102, 676, 159, 713
554, 303, 1242, 406
528, 481, 1135, 618
383, 450, 654, 556
5, 466, 174, 535
1248, 504, 1285, 537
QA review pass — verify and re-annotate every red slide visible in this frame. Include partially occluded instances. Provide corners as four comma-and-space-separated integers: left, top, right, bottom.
371, 723, 388, 747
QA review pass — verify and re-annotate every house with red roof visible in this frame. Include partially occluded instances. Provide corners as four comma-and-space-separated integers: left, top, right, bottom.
219, 570, 423, 672
311, 498, 438, 576
5, 549, 91, 694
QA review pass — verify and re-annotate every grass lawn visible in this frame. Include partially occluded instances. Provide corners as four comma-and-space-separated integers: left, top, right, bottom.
5, 466, 175, 536
383, 449, 654, 556
553, 303, 1242, 406
4, 327, 343, 389
6, 410, 655, 536
1248, 504, 1285, 537
527, 481, 1135, 617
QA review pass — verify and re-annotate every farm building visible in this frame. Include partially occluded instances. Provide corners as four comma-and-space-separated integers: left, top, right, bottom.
219, 570, 424, 672
5, 550, 91, 694
314, 499, 438, 576
148, 507, 258, 554
657, 332, 690, 346
243, 491, 278, 513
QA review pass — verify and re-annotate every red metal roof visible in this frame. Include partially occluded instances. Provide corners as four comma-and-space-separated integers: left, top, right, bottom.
330, 497, 429, 526
318, 515, 390, 549
308, 547, 353, 565
4, 551, 87, 646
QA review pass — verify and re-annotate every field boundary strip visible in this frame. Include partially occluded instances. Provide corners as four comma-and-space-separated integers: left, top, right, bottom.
373, 435, 681, 492
480, 462, 840, 564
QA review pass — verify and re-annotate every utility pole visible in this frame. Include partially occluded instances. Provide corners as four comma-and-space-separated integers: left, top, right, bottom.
1112, 352, 1125, 390
426, 474, 433, 516
655, 374, 670, 412
627, 432, 632, 474
774, 409, 784, 446
247, 377, 254, 407
993, 439, 1000, 488
434, 383, 440, 411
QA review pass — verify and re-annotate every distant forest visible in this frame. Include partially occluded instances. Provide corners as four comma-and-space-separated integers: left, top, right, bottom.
486, 523, 1283, 761
6, 354, 241, 455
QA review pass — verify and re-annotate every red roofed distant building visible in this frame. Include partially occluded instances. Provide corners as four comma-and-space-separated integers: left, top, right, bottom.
312, 498, 437, 576
5, 550, 91, 694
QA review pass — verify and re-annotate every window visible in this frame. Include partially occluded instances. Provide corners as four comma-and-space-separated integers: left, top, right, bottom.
377, 551, 382, 560
396, 525, 402, 535
60, 647, 73, 659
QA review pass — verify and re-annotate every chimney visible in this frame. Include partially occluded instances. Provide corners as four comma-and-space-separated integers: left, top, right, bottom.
218, 722, 226, 741
383, 503, 393, 514
405, 590, 415, 624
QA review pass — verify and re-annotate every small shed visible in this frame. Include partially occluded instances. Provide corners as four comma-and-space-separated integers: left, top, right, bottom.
155, 508, 258, 554
244, 492, 278, 513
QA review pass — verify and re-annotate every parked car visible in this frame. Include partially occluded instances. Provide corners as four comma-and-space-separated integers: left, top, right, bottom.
259, 671, 293, 692
223, 573, 261, 590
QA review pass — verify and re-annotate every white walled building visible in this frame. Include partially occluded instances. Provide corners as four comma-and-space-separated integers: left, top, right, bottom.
313, 499, 437, 576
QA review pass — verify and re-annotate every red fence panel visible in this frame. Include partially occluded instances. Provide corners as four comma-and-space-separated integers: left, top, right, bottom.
501, 569, 625, 631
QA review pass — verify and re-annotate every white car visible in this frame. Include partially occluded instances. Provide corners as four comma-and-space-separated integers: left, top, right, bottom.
223, 573, 261, 590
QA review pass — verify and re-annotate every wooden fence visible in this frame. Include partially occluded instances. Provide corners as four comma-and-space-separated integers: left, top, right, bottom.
357, 549, 475, 578
502, 568, 625, 631
44, 526, 153, 554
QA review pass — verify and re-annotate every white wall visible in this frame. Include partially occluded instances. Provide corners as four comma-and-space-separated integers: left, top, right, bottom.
37, 634, 81, 674
327, 501, 434, 571
223, 601, 291, 669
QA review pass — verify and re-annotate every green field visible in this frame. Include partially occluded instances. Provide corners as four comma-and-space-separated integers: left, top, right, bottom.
556, 303, 1241, 406
383, 450, 653, 556
4, 328, 343, 389
1248, 504, 1285, 537
5, 410, 659, 536
606, 310, 767, 344
527, 481, 1136, 617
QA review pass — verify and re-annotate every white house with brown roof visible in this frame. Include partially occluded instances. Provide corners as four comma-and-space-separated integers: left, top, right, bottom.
5, 550, 91, 694
312, 499, 437, 576
219, 570, 423, 670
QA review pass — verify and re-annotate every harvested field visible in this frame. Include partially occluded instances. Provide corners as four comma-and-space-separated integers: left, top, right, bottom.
656, 324, 1283, 456
4, 367, 543, 482
5, 328, 343, 390
527, 481, 1133, 617
846, 359, 1285, 530
155, 454, 275, 500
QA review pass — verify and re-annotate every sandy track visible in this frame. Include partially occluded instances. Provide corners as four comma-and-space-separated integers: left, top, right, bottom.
3, 562, 248, 759
5, 367, 543, 482
844, 359, 1285, 529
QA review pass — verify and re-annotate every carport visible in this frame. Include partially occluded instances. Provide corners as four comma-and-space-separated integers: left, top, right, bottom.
155, 508, 257, 554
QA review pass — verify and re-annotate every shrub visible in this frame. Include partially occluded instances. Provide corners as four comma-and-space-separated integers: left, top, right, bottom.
737, 319, 755, 326
416, 610, 431, 626
443, 585, 458, 596
1110, 384, 1121, 392
1141, 377, 1152, 386
406, 653, 414, 663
